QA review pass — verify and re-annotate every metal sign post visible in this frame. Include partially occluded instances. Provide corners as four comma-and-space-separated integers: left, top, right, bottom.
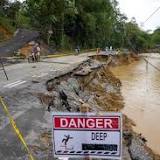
0, 57, 8, 80
52, 112, 122, 159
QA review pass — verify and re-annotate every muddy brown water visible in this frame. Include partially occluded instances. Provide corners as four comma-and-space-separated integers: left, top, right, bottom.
111, 54, 160, 154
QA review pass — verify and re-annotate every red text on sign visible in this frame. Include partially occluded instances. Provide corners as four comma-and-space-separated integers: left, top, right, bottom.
54, 117, 119, 130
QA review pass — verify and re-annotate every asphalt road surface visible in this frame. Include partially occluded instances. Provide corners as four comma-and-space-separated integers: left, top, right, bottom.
0, 52, 94, 160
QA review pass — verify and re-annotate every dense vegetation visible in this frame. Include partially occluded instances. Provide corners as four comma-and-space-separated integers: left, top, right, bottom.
0, 0, 160, 52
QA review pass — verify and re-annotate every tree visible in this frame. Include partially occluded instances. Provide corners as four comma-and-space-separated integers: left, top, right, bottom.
24, 0, 121, 48
123, 20, 151, 52
0, 0, 8, 16
151, 28, 160, 46
2, 0, 150, 51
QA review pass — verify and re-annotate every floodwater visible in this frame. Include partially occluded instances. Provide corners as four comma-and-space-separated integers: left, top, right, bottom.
111, 54, 160, 154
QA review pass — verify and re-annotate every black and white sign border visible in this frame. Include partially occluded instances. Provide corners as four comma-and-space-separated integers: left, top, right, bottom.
52, 112, 122, 159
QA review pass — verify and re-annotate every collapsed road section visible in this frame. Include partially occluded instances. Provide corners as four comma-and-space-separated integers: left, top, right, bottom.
0, 53, 160, 160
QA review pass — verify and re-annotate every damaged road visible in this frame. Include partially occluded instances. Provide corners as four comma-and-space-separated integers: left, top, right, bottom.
0, 52, 94, 160
0, 53, 159, 160
0, 52, 94, 90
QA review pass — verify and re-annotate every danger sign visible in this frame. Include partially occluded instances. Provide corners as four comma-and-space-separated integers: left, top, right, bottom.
52, 112, 122, 159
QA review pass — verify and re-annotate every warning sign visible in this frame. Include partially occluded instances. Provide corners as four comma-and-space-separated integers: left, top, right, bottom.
52, 112, 122, 159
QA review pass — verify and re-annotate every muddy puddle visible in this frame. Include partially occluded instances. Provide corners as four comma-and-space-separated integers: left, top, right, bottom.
111, 54, 160, 154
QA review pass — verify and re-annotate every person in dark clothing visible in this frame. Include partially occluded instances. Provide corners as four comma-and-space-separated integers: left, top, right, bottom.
75, 45, 80, 55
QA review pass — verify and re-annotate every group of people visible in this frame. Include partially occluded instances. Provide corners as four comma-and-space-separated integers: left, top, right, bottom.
29, 42, 41, 63
29, 43, 81, 63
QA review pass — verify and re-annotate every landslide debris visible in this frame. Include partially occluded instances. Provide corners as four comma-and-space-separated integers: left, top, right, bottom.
33, 55, 159, 160
0, 25, 12, 42
0, 29, 39, 57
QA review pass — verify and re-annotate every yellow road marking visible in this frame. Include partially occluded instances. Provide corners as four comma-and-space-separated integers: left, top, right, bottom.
0, 96, 35, 160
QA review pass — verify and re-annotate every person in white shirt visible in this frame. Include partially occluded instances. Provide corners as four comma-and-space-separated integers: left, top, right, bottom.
36, 43, 41, 62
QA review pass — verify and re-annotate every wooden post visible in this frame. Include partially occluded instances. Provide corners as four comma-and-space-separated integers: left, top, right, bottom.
80, 100, 92, 160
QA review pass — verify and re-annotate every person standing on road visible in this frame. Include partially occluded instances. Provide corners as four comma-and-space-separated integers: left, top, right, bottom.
32, 42, 41, 62
31, 44, 36, 62
36, 42, 41, 62
96, 48, 100, 54
75, 45, 80, 55
105, 46, 109, 55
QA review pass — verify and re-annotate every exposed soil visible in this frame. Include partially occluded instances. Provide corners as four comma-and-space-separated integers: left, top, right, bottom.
0, 25, 12, 42
31, 54, 160, 159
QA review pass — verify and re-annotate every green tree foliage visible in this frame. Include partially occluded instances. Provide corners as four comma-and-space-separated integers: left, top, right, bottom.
0, 0, 156, 52
151, 28, 160, 47
0, 0, 21, 27
123, 19, 151, 52
24, 0, 125, 49
0, 0, 8, 15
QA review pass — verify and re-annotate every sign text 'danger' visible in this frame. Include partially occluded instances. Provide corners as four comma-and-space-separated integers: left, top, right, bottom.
54, 117, 119, 129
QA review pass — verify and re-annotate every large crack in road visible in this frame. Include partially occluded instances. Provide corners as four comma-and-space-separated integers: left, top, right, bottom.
0, 53, 159, 160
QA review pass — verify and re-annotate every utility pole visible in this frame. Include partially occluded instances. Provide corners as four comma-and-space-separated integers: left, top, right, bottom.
0, 57, 9, 80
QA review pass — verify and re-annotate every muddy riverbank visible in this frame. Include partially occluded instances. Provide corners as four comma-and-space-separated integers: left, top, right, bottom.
32, 54, 160, 159
111, 53, 160, 157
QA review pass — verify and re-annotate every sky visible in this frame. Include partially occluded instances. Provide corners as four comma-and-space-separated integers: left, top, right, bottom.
117, 0, 160, 32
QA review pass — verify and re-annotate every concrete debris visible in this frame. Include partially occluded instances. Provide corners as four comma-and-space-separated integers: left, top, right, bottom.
90, 63, 103, 70
105, 83, 118, 93
74, 67, 92, 76
74, 60, 102, 76
37, 60, 125, 159
67, 78, 80, 95
123, 144, 132, 160
57, 80, 80, 112
31, 55, 158, 159
129, 136, 153, 160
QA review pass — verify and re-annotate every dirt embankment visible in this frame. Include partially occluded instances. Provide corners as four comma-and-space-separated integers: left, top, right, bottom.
0, 25, 12, 42
33, 54, 160, 160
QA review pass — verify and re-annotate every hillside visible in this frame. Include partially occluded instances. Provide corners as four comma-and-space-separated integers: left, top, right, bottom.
0, 25, 12, 42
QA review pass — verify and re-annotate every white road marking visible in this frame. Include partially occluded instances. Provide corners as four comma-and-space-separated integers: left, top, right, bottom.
8, 81, 26, 88
4, 80, 22, 87
4, 80, 26, 88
